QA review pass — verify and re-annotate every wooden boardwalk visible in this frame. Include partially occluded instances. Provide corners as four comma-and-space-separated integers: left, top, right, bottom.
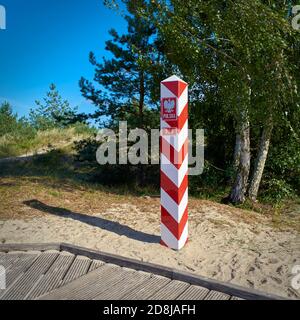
0, 243, 284, 300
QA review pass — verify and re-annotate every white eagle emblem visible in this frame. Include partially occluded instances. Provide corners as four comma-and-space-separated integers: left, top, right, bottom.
164, 99, 175, 113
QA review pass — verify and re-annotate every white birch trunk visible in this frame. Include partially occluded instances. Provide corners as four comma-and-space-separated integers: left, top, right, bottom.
248, 125, 273, 201
229, 117, 251, 204
233, 134, 241, 170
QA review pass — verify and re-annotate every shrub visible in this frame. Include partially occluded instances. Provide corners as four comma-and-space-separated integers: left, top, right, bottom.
261, 178, 294, 204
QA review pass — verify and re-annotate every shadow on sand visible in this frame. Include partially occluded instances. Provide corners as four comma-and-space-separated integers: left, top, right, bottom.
23, 200, 160, 245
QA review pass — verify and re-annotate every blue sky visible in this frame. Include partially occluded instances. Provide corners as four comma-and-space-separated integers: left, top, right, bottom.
0, 0, 126, 118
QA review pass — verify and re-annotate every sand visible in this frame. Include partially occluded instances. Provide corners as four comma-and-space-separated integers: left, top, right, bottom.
0, 197, 299, 299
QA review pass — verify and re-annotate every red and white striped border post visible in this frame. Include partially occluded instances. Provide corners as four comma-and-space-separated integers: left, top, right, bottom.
160, 75, 188, 250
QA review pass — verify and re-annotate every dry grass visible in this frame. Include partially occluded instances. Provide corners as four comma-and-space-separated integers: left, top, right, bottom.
0, 176, 128, 219
0, 126, 93, 159
0, 175, 298, 233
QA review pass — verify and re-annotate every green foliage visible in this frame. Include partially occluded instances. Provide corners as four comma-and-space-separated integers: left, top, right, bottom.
72, 122, 97, 136
74, 134, 160, 187
134, 0, 300, 202
261, 178, 294, 204
0, 102, 34, 139
0, 102, 18, 136
32, 149, 68, 169
29, 84, 77, 130
260, 124, 300, 202
0, 102, 37, 157
74, 137, 99, 163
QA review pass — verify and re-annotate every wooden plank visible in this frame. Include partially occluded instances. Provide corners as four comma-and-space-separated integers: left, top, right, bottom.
0, 253, 21, 269
89, 260, 105, 272
121, 275, 171, 300
63, 268, 138, 300
25, 253, 75, 299
0, 253, 23, 299
0, 243, 60, 253
61, 243, 174, 278
149, 280, 190, 300
231, 296, 245, 300
93, 271, 151, 300
38, 264, 117, 300
176, 285, 209, 300
204, 290, 231, 300
60, 256, 92, 286
170, 269, 283, 300
0, 252, 59, 300
5, 253, 40, 289
38, 264, 125, 300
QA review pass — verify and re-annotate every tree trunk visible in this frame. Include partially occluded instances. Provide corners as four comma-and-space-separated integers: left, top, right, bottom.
248, 124, 273, 201
138, 71, 145, 186
229, 114, 251, 204
139, 71, 145, 128
233, 134, 241, 170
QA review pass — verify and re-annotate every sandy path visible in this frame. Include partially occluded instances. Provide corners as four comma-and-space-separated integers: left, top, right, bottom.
0, 198, 299, 299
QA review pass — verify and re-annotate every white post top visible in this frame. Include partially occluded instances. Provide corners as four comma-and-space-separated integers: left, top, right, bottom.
162, 75, 187, 84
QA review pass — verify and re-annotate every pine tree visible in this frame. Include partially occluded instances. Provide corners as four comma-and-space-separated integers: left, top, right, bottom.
29, 84, 76, 130
0, 102, 18, 136
79, 0, 161, 130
